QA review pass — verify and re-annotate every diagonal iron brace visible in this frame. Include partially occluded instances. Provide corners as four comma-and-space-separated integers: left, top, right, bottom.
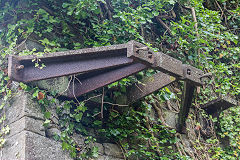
67, 63, 147, 98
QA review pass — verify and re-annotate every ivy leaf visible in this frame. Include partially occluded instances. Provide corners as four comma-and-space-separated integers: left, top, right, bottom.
91, 146, 99, 157
75, 113, 83, 122
37, 91, 45, 100
168, 0, 175, 4
43, 119, 51, 127
62, 141, 69, 150
94, 120, 102, 127
44, 111, 51, 119
62, 3, 69, 8
152, 11, 159, 16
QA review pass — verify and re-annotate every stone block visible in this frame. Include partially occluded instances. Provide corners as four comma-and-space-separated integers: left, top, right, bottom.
46, 127, 61, 138
97, 155, 124, 160
6, 91, 44, 125
2, 129, 25, 160
16, 39, 44, 52
91, 143, 104, 155
103, 143, 123, 159
72, 133, 85, 146
8, 116, 45, 137
164, 110, 178, 129
30, 76, 69, 96
2, 131, 72, 160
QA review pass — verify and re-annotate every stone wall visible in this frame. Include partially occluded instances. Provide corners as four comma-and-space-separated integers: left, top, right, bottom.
1, 91, 124, 160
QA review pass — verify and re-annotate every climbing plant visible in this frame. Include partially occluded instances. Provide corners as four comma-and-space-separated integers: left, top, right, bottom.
0, 0, 239, 159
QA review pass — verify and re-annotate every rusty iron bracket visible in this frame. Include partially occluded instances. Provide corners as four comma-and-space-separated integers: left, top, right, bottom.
8, 40, 216, 133
201, 95, 238, 118
8, 40, 203, 85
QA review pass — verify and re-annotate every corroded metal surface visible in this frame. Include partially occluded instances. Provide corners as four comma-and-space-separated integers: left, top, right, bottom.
67, 63, 147, 98
8, 40, 204, 85
127, 40, 155, 65
201, 95, 238, 117
8, 47, 134, 82
127, 72, 177, 104
153, 53, 183, 78
8, 40, 237, 134
177, 81, 196, 133
182, 64, 203, 86
8, 40, 207, 109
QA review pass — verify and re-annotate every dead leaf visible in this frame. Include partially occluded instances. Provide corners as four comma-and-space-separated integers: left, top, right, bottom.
195, 125, 201, 131
37, 92, 45, 100
219, 53, 224, 58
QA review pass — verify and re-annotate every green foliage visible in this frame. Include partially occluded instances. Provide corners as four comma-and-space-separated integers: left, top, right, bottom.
0, 0, 239, 159
99, 102, 181, 159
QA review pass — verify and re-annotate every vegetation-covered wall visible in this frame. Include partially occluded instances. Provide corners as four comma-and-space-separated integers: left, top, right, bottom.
0, 0, 239, 159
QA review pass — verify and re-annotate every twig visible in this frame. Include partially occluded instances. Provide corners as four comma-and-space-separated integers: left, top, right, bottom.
156, 17, 172, 35
215, 0, 224, 17
92, 112, 101, 117
181, 6, 199, 37
74, 75, 82, 85
82, 94, 102, 103
72, 75, 81, 105
103, 1, 113, 20
135, 83, 144, 93
151, 102, 166, 124
182, 5, 201, 64
140, 24, 145, 38
101, 88, 104, 119
175, 141, 183, 156
103, 102, 128, 107
117, 141, 127, 160
166, 100, 173, 111
56, 75, 73, 98
144, 116, 162, 157
191, 7, 199, 37
98, 2, 104, 23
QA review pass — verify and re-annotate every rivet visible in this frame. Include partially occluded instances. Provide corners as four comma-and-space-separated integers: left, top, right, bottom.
16, 65, 24, 71
187, 69, 191, 75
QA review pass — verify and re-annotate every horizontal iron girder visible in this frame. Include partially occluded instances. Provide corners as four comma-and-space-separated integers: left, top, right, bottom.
8, 42, 140, 83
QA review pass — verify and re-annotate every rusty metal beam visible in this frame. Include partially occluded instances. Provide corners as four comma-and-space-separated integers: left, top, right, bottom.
182, 64, 203, 85
127, 41, 183, 77
8, 42, 138, 83
9, 40, 204, 86
177, 81, 196, 133
201, 95, 238, 117
153, 53, 183, 78
127, 40, 155, 65
127, 41, 204, 85
8, 39, 206, 117
127, 72, 177, 104
66, 63, 147, 98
